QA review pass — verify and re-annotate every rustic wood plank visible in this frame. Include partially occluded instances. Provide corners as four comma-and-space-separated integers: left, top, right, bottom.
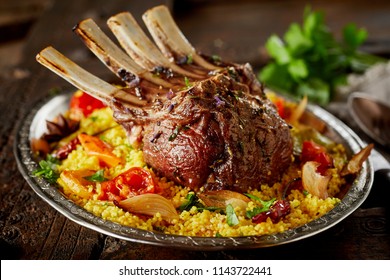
0, 0, 175, 260
174, 0, 390, 67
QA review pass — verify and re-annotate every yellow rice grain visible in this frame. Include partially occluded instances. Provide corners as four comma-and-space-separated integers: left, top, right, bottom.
55, 106, 346, 238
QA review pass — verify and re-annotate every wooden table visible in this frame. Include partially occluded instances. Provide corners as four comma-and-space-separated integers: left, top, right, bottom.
1, 0, 389, 259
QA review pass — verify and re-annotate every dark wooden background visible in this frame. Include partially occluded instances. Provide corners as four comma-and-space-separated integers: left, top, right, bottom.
1, 0, 389, 259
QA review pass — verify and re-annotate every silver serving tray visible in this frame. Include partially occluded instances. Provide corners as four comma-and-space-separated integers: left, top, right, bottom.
14, 90, 374, 250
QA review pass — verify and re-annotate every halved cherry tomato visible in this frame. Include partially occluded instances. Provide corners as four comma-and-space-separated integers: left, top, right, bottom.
78, 133, 123, 167
98, 167, 158, 201
69, 90, 106, 120
301, 140, 333, 175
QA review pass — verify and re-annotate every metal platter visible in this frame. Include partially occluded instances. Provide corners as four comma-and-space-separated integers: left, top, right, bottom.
14, 90, 374, 250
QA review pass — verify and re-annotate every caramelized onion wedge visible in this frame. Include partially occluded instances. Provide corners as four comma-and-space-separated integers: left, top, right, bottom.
198, 190, 250, 209
341, 143, 374, 176
302, 161, 330, 199
117, 194, 179, 222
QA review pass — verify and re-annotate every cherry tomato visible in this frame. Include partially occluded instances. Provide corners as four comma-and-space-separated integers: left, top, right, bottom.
301, 140, 333, 175
69, 90, 106, 119
98, 167, 158, 201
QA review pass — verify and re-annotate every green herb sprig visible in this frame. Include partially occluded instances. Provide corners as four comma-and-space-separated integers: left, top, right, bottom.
32, 155, 60, 184
226, 204, 239, 226
245, 194, 276, 219
179, 193, 222, 212
259, 6, 386, 105
83, 170, 108, 182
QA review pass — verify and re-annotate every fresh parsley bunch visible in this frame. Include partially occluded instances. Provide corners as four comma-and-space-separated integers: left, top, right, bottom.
259, 7, 385, 105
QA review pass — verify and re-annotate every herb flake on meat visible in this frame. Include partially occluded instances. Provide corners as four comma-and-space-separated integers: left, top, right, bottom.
168, 125, 182, 141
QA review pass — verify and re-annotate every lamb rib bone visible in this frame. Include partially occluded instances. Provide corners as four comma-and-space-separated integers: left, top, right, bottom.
36, 6, 294, 192
73, 18, 172, 89
107, 12, 204, 79
36, 46, 147, 108
142, 5, 219, 71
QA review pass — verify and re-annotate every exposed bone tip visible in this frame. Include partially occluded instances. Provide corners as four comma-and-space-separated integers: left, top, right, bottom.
144, 4, 170, 14
36, 46, 56, 62
73, 18, 96, 35
108, 11, 130, 23
76, 18, 93, 27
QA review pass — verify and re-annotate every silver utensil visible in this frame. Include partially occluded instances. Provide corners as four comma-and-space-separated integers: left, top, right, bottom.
348, 92, 390, 149
347, 92, 390, 207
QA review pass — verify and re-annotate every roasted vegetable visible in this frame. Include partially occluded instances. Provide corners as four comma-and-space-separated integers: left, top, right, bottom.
78, 133, 123, 167
117, 193, 178, 222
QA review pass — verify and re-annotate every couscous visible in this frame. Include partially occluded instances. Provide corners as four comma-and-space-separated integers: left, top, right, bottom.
32, 90, 365, 238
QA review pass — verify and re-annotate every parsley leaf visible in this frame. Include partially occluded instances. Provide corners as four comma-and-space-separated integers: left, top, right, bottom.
259, 6, 385, 105
245, 194, 276, 219
179, 193, 222, 212
186, 54, 193, 64
32, 155, 60, 184
226, 204, 239, 226
168, 125, 182, 142
179, 193, 203, 211
83, 169, 108, 182
184, 77, 192, 89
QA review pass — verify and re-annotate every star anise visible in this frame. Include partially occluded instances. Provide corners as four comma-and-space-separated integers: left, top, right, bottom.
43, 114, 80, 143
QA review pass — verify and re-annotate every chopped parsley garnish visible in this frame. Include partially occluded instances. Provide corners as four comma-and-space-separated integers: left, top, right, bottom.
180, 193, 202, 211
211, 55, 221, 64
179, 193, 221, 212
245, 194, 276, 219
168, 125, 182, 142
186, 54, 193, 64
32, 155, 60, 184
184, 77, 192, 89
83, 170, 108, 182
226, 204, 239, 226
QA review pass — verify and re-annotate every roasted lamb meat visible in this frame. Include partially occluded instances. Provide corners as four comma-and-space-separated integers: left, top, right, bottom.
36, 5, 293, 192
